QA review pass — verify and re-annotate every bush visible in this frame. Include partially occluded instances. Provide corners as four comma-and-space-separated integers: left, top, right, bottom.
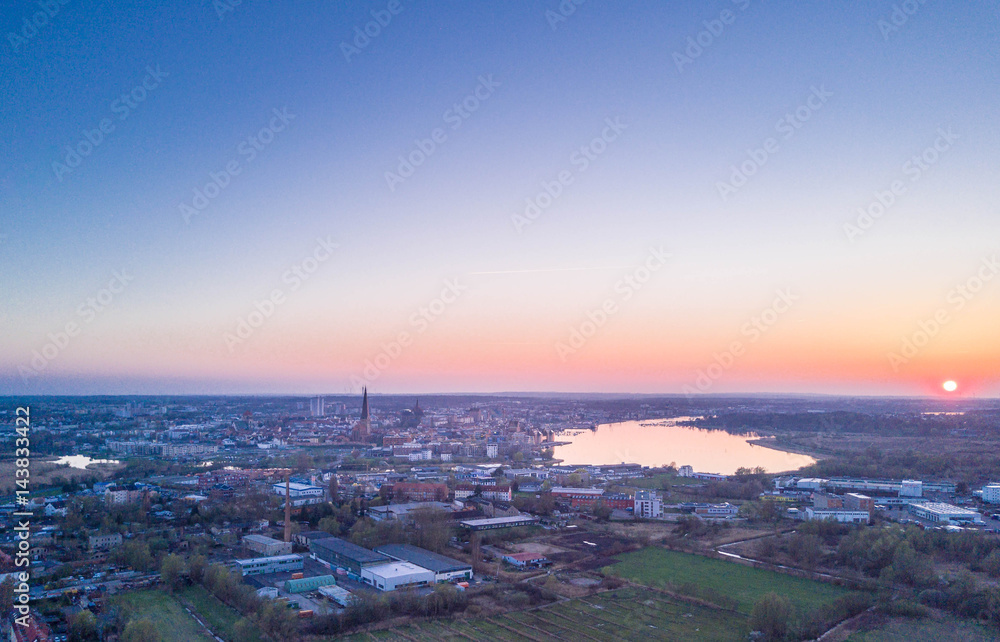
749, 592, 792, 641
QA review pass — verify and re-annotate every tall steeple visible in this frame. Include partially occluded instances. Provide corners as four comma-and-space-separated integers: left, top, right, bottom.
361, 387, 370, 421
352, 387, 372, 442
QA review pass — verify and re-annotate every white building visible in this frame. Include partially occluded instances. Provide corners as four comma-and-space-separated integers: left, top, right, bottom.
677, 465, 694, 477
310, 397, 325, 417
900, 480, 923, 497
909, 502, 984, 525
361, 561, 435, 591
635, 490, 663, 518
982, 485, 1000, 504
486, 443, 499, 459
272, 482, 324, 506
234, 554, 303, 576
803, 508, 870, 524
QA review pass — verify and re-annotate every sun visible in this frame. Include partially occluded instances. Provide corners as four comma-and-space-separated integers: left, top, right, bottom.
942, 380, 958, 392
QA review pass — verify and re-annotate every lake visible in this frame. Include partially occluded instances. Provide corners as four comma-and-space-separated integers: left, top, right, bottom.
54, 455, 120, 469
551, 417, 815, 474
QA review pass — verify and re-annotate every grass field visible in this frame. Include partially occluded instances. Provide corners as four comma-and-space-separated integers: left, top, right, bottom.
603, 547, 855, 616
845, 615, 1000, 642
336, 587, 748, 641
178, 584, 262, 642
114, 590, 216, 642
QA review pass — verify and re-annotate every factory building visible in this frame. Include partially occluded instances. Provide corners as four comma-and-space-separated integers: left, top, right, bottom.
361, 561, 435, 591
272, 481, 324, 507
802, 508, 870, 524
459, 515, 539, 531
234, 554, 303, 576
374, 544, 473, 583
908, 502, 983, 525
310, 537, 390, 578
243, 534, 293, 556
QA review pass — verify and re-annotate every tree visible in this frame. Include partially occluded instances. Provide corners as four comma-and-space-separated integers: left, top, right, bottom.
750, 593, 792, 641
188, 554, 207, 584
68, 609, 99, 641
329, 475, 339, 503
318, 516, 341, 535
160, 554, 185, 591
123, 618, 161, 642
592, 502, 612, 521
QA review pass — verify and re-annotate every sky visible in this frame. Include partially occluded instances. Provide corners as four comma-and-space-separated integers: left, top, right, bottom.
2, 1, 999, 396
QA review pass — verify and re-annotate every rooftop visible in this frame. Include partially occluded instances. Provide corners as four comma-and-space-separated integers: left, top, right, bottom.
373, 544, 471, 573
365, 561, 433, 579
311, 537, 391, 564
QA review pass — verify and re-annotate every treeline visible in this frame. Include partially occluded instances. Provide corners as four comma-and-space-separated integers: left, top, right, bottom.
161, 554, 299, 640
799, 446, 1000, 486
689, 411, 1000, 437
307, 581, 556, 636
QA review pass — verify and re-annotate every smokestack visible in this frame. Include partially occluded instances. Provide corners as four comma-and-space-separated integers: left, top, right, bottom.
284, 474, 291, 543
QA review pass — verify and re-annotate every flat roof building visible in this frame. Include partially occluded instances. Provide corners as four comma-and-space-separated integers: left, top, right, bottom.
310, 537, 390, 577
361, 561, 435, 591
373, 544, 473, 583
234, 554, 303, 576
459, 515, 539, 531
243, 534, 293, 556
909, 502, 983, 525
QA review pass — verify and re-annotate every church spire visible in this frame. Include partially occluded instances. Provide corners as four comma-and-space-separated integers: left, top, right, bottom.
361, 387, 370, 420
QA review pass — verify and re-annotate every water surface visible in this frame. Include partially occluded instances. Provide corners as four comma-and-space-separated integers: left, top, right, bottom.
552, 417, 814, 473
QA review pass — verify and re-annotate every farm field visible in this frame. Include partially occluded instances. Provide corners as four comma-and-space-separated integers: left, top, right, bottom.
113, 589, 216, 642
603, 547, 856, 616
336, 587, 747, 641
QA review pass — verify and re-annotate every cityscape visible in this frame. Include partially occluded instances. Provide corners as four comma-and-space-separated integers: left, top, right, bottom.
4, 1, 1000, 641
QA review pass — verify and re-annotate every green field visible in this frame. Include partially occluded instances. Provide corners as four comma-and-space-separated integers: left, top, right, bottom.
178, 584, 263, 642
846, 616, 1000, 642
114, 590, 216, 642
336, 587, 748, 641
604, 547, 856, 616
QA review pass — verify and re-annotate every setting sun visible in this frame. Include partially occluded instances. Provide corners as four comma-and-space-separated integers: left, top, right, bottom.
943, 380, 958, 392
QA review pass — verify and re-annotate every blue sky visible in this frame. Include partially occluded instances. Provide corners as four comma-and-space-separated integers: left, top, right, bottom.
2, 1, 999, 395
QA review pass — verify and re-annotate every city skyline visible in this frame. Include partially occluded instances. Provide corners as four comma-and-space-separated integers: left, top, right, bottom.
3, 2, 1000, 397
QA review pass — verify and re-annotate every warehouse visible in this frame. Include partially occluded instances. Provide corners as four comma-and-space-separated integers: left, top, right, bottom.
374, 543, 473, 583
909, 502, 983, 525
309, 537, 390, 578
361, 561, 435, 591
459, 515, 538, 531
234, 554, 303, 576
243, 534, 293, 556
